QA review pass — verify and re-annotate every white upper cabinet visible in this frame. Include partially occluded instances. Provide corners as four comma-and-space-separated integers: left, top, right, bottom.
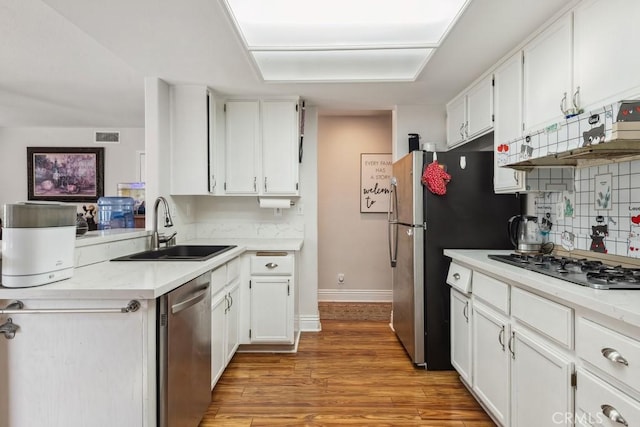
523, 13, 573, 134
446, 95, 467, 148
224, 98, 300, 196
446, 75, 494, 148
261, 100, 300, 195
224, 100, 261, 194
573, 0, 640, 111
170, 85, 217, 195
494, 52, 526, 193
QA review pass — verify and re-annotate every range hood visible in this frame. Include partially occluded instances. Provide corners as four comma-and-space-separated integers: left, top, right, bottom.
502, 100, 640, 171
506, 139, 640, 171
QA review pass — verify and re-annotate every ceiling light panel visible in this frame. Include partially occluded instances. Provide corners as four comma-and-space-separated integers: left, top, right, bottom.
252, 48, 434, 82
223, 0, 469, 82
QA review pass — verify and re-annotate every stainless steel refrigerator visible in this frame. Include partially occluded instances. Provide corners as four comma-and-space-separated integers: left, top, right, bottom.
388, 150, 519, 369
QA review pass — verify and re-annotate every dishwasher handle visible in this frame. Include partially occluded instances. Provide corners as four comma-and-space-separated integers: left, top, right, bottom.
171, 284, 210, 314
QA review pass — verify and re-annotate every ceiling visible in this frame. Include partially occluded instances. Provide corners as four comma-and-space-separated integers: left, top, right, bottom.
0, 0, 572, 128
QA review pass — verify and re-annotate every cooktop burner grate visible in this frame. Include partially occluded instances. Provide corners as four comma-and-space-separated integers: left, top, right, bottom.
488, 253, 640, 290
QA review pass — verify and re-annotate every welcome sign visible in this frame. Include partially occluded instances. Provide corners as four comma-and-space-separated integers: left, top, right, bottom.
360, 153, 392, 213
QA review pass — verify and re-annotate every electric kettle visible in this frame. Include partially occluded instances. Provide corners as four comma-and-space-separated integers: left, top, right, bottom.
508, 215, 543, 254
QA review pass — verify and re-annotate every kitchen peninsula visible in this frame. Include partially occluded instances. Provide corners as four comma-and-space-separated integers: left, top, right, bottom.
0, 230, 303, 427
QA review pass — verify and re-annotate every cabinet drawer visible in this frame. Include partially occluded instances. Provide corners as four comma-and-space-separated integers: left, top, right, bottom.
577, 317, 640, 394
576, 369, 640, 427
250, 253, 293, 275
511, 287, 573, 349
227, 257, 240, 283
447, 262, 472, 294
473, 272, 509, 314
210, 264, 227, 295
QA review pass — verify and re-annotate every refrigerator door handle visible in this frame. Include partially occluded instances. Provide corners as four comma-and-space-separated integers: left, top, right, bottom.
388, 178, 398, 267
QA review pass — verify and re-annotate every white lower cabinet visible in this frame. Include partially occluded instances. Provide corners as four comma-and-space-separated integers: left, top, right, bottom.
248, 253, 295, 344
451, 262, 578, 427
472, 300, 511, 426
210, 258, 241, 389
450, 288, 472, 385
510, 327, 573, 427
0, 298, 152, 427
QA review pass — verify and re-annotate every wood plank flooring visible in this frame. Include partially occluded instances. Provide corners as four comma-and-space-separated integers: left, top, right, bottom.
201, 320, 495, 426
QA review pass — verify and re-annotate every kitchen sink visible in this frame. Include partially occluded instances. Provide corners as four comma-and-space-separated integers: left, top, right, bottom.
111, 245, 236, 261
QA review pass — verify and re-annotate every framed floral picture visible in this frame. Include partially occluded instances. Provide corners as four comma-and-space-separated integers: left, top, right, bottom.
27, 147, 104, 203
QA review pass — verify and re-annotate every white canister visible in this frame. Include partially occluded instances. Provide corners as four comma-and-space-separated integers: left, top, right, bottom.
1, 202, 76, 288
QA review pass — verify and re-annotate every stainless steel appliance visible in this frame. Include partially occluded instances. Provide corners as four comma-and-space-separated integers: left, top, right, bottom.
158, 272, 211, 427
508, 214, 543, 253
388, 150, 519, 368
489, 253, 640, 289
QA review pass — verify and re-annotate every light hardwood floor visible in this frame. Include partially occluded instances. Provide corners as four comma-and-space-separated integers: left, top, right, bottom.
201, 320, 495, 426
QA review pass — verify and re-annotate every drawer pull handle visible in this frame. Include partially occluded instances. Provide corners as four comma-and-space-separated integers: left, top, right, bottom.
601, 348, 629, 366
265, 262, 278, 269
453, 273, 461, 280
601, 404, 628, 426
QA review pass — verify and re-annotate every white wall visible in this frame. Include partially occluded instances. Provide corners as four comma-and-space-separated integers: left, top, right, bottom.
317, 114, 393, 302
0, 127, 144, 214
392, 105, 446, 161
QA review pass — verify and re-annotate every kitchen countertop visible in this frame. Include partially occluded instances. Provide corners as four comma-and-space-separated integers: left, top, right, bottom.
0, 236, 303, 300
445, 249, 640, 330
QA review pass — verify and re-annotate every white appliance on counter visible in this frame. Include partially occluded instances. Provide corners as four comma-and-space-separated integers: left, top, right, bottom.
1, 202, 76, 287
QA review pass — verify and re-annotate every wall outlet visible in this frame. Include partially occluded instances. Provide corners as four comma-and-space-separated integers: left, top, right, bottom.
337, 273, 345, 284
296, 204, 304, 215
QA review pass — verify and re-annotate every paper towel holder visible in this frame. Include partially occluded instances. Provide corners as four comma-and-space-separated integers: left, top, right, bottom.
256, 197, 296, 207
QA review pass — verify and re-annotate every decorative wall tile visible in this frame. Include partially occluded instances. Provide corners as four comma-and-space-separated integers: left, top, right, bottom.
533, 157, 640, 258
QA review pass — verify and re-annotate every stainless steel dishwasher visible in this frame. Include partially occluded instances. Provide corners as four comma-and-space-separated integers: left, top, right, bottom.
157, 272, 211, 427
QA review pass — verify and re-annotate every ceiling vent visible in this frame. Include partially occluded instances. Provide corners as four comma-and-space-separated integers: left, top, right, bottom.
94, 130, 120, 144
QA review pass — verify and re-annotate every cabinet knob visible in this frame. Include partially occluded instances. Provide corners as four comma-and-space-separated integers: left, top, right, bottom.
601, 404, 628, 426
265, 262, 278, 269
601, 348, 629, 366
498, 325, 505, 351
453, 273, 461, 280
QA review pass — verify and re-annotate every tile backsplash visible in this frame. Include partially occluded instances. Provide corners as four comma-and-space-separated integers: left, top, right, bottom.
532, 158, 640, 258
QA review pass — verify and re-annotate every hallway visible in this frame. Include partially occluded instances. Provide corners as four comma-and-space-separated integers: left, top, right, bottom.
201, 320, 494, 426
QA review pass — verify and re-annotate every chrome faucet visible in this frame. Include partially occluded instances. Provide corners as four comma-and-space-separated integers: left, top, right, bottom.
151, 196, 176, 250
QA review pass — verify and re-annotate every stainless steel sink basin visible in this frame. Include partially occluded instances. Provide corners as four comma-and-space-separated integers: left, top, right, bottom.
111, 245, 236, 261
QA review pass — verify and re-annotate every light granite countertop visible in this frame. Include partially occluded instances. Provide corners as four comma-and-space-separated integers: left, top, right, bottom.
445, 249, 640, 330
0, 234, 303, 300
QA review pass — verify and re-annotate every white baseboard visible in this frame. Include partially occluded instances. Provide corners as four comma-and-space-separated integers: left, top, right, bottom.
298, 314, 322, 332
318, 289, 392, 302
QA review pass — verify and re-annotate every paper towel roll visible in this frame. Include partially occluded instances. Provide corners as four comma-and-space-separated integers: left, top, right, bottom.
258, 198, 292, 209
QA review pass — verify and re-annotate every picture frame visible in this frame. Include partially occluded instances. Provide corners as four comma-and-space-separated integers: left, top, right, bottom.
27, 147, 104, 203
360, 153, 392, 213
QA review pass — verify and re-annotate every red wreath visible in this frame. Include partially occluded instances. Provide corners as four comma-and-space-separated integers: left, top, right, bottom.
422, 161, 451, 195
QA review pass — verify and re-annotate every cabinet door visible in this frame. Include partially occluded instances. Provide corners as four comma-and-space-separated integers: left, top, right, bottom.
511, 328, 574, 427
250, 277, 293, 344
170, 85, 214, 195
225, 280, 240, 364
225, 100, 260, 194
451, 289, 472, 385
473, 301, 510, 426
574, 0, 640, 111
0, 299, 147, 427
466, 76, 494, 139
446, 95, 467, 148
261, 100, 299, 195
494, 52, 526, 193
211, 289, 226, 389
523, 13, 573, 133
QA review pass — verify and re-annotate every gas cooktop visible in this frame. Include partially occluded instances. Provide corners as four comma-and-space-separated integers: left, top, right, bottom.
488, 253, 640, 290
